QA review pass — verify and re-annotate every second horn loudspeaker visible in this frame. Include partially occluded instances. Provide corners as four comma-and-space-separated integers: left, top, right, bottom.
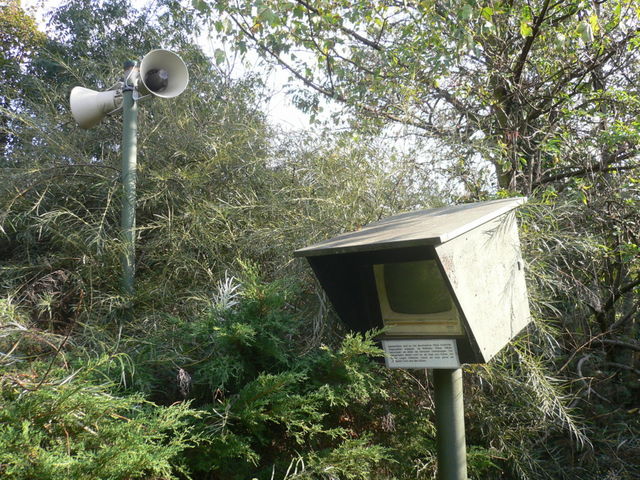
138, 49, 189, 99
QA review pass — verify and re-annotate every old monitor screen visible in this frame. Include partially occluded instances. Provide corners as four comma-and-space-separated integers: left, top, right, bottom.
374, 260, 463, 336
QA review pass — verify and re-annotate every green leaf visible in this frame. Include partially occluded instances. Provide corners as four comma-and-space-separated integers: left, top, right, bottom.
589, 14, 600, 35
192, 0, 210, 14
578, 21, 594, 43
520, 21, 533, 37
259, 7, 280, 27
214, 48, 225, 65
293, 5, 305, 18
481, 6, 493, 22
460, 4, 473, 20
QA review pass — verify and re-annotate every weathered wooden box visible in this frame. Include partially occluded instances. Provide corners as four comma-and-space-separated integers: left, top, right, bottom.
295, 198, 531, 367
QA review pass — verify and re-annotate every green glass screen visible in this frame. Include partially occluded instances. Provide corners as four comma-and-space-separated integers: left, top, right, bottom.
383, 260, 452, 314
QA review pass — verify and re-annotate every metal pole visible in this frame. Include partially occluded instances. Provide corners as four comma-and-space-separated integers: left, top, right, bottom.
433, 368, 468, 480
120, 62, 138, 297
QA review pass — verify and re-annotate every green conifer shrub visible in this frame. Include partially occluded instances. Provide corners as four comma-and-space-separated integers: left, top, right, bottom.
0, 300, 199, 480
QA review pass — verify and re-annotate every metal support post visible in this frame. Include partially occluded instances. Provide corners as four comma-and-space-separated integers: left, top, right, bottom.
433, 368, 468, 480
120, 63, 138, 297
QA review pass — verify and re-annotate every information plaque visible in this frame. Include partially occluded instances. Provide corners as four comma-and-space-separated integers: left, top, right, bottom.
381, 339, 460, 369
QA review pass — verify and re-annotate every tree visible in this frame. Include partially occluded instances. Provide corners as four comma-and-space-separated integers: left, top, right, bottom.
202, 0, 640, 193
0, 0, 46, 153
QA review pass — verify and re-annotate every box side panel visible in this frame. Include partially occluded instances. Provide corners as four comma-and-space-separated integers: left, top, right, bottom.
435, 212, 531, 362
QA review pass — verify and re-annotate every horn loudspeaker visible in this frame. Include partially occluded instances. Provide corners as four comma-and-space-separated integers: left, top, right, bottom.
138, 49, 189, 98
70, 87, 122, 129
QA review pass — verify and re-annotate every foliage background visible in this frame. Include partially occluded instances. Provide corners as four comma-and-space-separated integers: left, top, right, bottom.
1, 0, 638, 479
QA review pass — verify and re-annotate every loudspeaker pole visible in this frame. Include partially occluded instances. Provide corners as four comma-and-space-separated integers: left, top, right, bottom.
70, 52, 188, 305
121, 60, 138, 297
